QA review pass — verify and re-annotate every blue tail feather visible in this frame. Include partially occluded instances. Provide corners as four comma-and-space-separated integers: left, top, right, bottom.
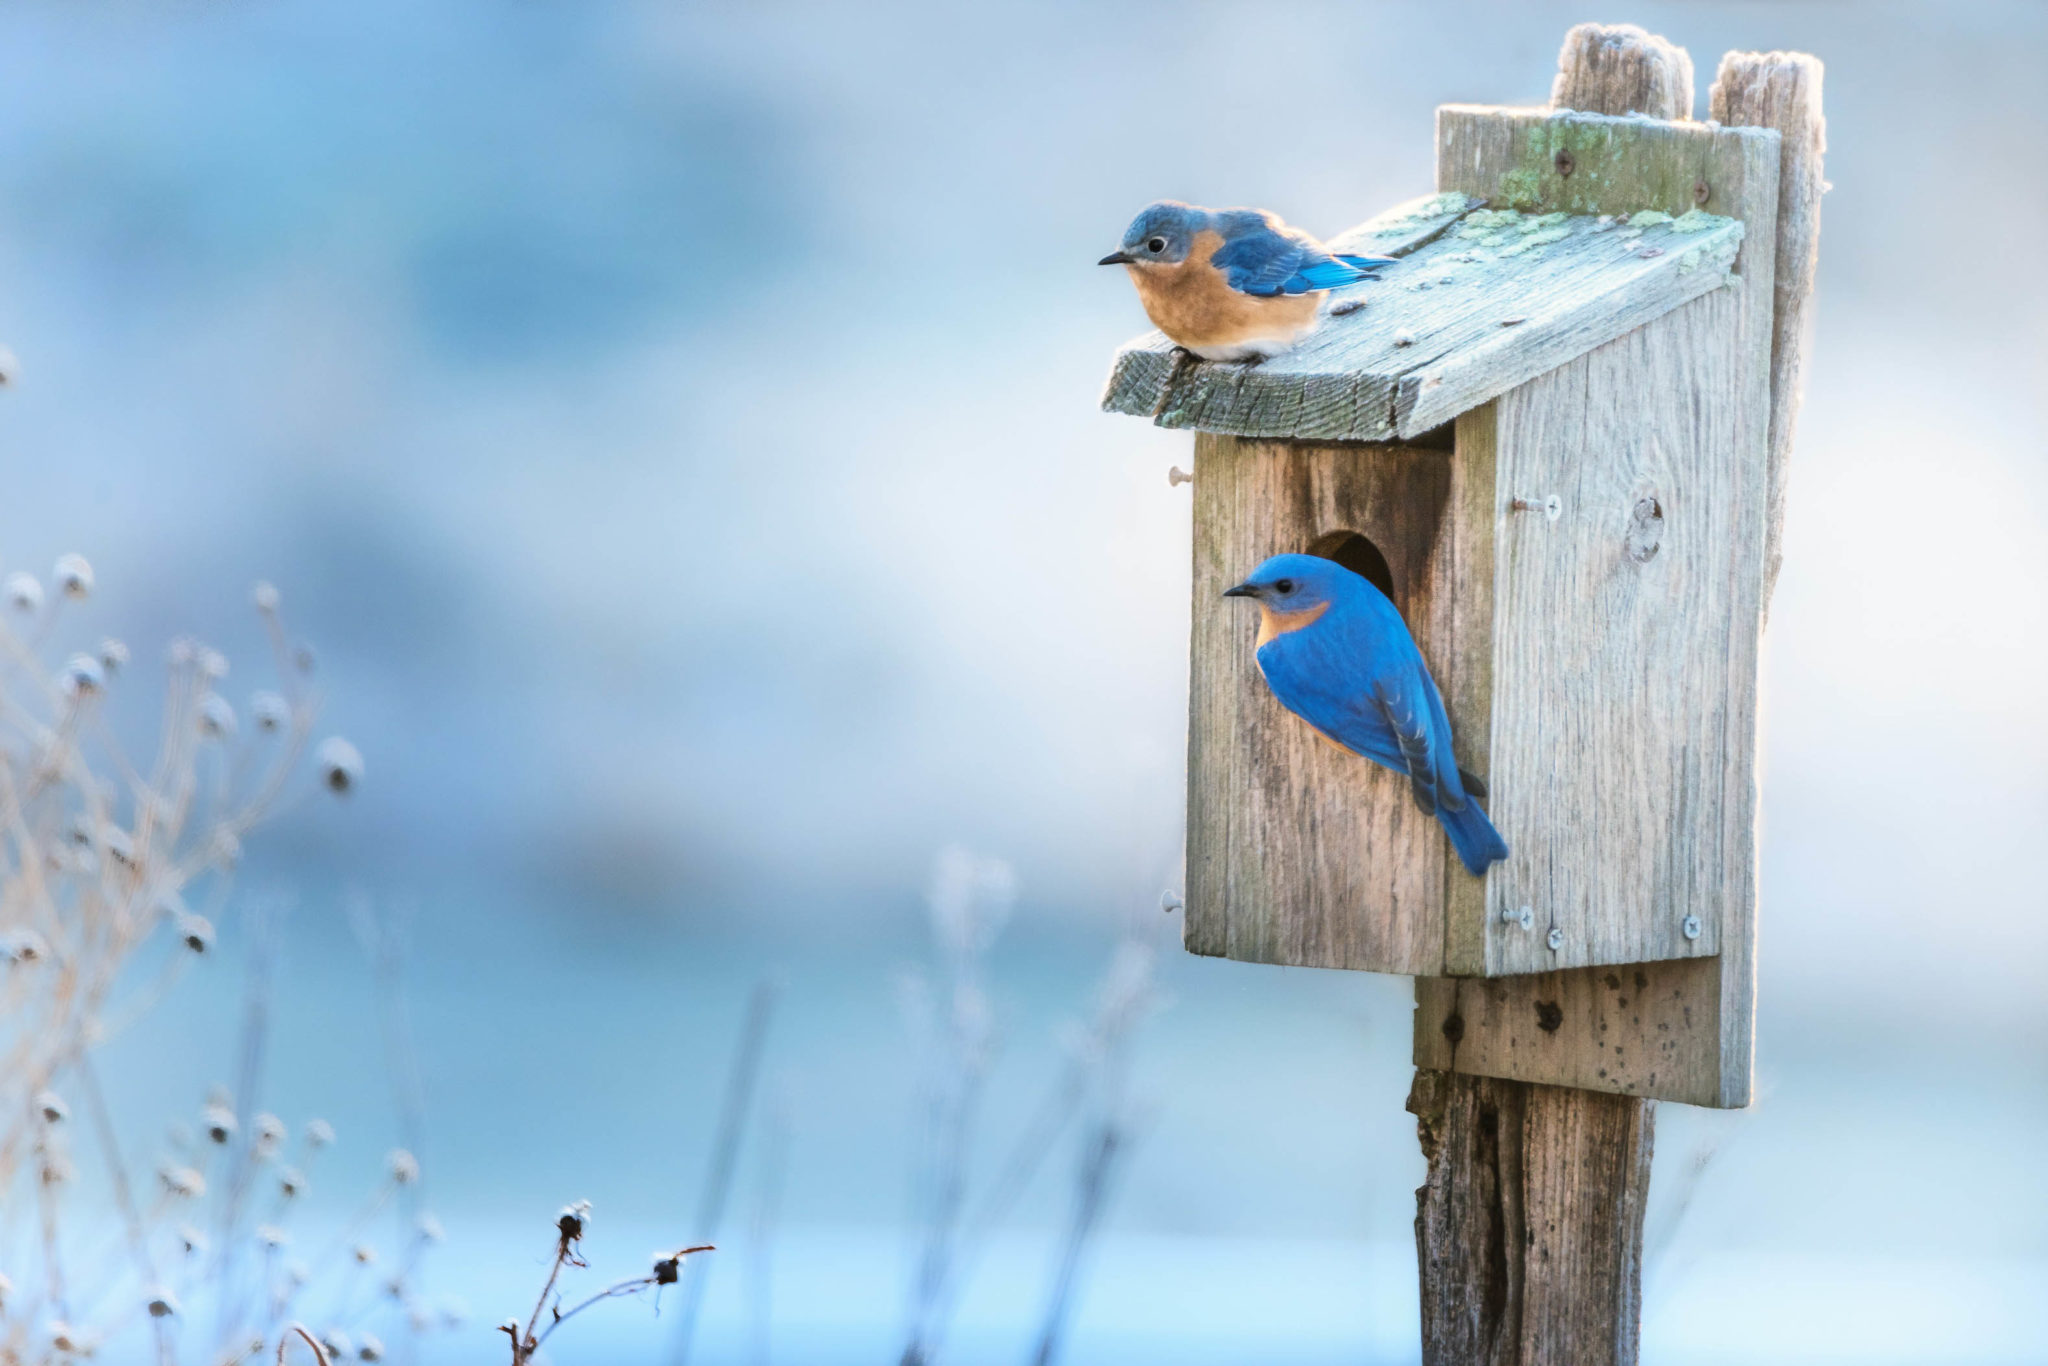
1439, 795, 1509, 876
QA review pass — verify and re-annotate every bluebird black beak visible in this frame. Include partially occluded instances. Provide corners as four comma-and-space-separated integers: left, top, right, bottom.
1098, 250, 1133, 266
1223, 582, 1259, 599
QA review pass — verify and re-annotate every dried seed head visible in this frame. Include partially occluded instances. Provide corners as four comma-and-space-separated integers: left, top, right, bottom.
286, 1259, 310, 1287
305, 1117, 336, 1148
159, 1163, 206, 1198
167, 638, 195, 667
318, 737, 364, 795
5, 929, 48, 964
99, 637, 129, 673
60, 655, 104, 698
53, 554, 93, 600
252, 691, 290, 733
47, 1320, 77, 1353
386, 1148, 420, 1185
253, 1112, 287, 1154
278, 1166, 306, 1199
36, 1090, 68, 1123
416, 1213, 445, 1243
441, 1299, 469, 1329
320, 1330, 352, 1361
653, 1254, 680, 1285
203, 1104, 238, 1145
102, 826, 136, 866
177, 1224, 207, 1255
146, 1287, 180, 1319
177, 913, 215, 955
407, 1305, 434, 1334
199, 695, 236, 739
6, 572, 43, 613
41, 1152, 75, 1186
382, 1275, 405, 1300
255, 1224, 289, 1250
352, 1242, 377, 1266
557, 1198, 592, 1242
252, 581, 280, 613
198, 648, 229, 681
357, 1333, 385, 1362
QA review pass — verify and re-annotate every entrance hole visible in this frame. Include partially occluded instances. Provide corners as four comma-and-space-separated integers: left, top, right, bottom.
1305, 530, 1399, 612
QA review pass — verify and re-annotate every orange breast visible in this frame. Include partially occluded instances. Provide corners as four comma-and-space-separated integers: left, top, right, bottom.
1255, 600, 1330, 649
1126, 230, 1322, 354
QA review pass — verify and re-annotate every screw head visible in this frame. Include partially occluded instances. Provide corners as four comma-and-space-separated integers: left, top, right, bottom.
1546, 927, 1564, 952
1544, 494, 1562, 521
1167, 466, 1193, 488
1681, 914, 1702, 941
1499, 905, 1533, 930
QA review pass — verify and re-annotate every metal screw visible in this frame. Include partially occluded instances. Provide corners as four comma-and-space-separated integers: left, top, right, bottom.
1168, 466, 1193, 488
1554, 148, 1576, 177
1499, 905, 1533, 930
1546, 927, 1564, 952
1681, 914, 1702, 941
1160, 889, 1184, 914
1511, 495, 1562, 521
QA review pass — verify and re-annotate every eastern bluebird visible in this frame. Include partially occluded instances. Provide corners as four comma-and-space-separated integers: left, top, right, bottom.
1099, 202, 1395, 361
1224, 553, 1508, 875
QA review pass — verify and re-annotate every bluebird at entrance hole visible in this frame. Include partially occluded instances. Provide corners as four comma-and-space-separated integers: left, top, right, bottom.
1225, 554, 1508, 875
1099, 202, 1394, 361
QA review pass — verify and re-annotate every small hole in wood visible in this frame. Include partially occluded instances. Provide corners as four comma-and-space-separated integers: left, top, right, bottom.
1305, 530, 1398, 612
1535, 1000, 1564, 1033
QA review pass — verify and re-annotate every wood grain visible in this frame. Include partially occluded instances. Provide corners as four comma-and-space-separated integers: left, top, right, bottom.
1410, 1068, 1655, 1366
1184, 433, 1492, 976
1710, 50, 1826, 611
1550, 22, 1693, 120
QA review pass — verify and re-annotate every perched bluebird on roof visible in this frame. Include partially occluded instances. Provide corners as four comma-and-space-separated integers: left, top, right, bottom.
1225, 554, 1508, 875
1099, 202, 1395, 361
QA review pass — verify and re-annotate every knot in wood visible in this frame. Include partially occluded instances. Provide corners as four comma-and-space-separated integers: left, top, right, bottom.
1554, 147, 1576, 177
1534, 1000, 1565, 1033
1625, 495, 1664, 563
1693, 178, 1711, 205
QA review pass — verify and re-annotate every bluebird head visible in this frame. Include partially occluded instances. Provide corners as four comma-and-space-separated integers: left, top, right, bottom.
1099, 201, 1208, 267
1222, 553, 1360, 611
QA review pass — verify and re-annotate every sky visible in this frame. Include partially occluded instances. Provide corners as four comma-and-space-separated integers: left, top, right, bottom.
1, 2, 2045, 1363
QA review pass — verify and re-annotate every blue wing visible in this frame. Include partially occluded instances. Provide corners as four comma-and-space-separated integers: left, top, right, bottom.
1210, 216, 1397, 297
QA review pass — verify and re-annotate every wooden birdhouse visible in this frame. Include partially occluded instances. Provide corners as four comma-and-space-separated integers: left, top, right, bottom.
1105, 98, 1808, 1109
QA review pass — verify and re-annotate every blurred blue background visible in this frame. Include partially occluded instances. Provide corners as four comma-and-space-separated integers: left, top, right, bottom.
3, 1, 2045, 1362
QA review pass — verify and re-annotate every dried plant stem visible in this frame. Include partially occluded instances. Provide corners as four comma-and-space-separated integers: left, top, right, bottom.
538, 1249, 713, 1353
279, 1322, 334, 1366
74, 1057, 173, 1366
670, 980, 777, 1366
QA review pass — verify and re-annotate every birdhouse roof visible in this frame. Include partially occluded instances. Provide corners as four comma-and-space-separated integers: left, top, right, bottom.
1100, 192, 1745, 443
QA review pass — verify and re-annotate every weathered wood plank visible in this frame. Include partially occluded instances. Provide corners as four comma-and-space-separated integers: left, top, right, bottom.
1550, 22, 1694, 120
1185, 433, 1494, 976
1710, 50, 1826, 611
1410, 1068, 1654, 1366
1414, 958, 1726, 1109
1100, 188, 1747, 442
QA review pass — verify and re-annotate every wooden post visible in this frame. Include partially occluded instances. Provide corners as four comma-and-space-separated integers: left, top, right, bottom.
1709, 51, 1827, 610
1409, 26, 1696, 1366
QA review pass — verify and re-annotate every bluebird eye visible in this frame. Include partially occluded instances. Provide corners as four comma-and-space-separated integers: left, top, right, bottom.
1147, 237, 1166, 253
1274, 579, 1295, 594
